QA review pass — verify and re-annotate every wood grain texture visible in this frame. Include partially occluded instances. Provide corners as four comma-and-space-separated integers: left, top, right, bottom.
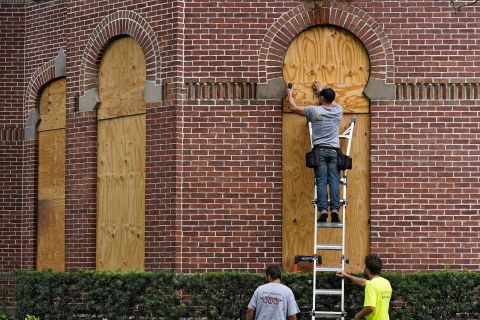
282, 26, 370, 272
97, 37, 146, 271
38, 78, 66, 131
97, 110, 146, 270
37, 78, 66, 271
38, 130, 65, 200
282, 113, 315, 270
37, 198, 65, 271
341, 114, 370, 272
98, 37, 147, 120
283, 25, 369, 113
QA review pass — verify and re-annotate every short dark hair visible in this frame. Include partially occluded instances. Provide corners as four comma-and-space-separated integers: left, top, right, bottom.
319, 88, 336, 103
365, 254, 383, 275
266, 265, 281, 280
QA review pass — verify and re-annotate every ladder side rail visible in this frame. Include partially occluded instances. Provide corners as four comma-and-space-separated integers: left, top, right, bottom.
339, 119, 355, 186
344, 119, 356, 156
309, 122, 317, 320
309, 119, 355, 319
340, 118, 355, 317
312, 203, 318, 320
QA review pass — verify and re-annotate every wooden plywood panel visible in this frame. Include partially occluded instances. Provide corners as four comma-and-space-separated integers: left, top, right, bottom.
282, 26, 370, 272
37, 78, 66, 272
316, 114, 370, 272
284, 83, 368, 114
37, 198, 65, 271
282, 113, 315, 270
283, 25, 369, 114
283, 26, 369, 85
98, 37, 147, 120
38, 78, 66, 131
38, 130, 65, 200
342, 114, 370, 272
97, 114, 145, 271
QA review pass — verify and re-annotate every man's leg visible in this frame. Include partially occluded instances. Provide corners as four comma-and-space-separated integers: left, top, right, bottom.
326, 150, 341, 223
314, 150, 329, 222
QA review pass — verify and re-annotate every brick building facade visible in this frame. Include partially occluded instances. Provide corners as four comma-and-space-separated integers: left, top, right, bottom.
1, 0, 479, 286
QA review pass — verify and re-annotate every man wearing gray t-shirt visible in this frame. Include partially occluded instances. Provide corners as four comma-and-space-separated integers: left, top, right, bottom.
246, 265, 300, 320
287, 81, 343, 223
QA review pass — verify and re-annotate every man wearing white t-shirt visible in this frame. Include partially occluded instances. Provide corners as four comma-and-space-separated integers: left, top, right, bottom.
246, 265, 300, 320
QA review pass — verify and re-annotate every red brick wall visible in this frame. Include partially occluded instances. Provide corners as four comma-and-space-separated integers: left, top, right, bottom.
1, 0, 184, 272
0, 141, 24, 270
369, 0, 480, 81
0, 2, 26, 308
179, 100, 283, 271
0, 3, 26, 273
0, 0, 479, 276
182, 0, 480, 272
366, 0, 480, 271
61, 1, 184, 271
184, 0, 275, 82
370, 98, 480, 271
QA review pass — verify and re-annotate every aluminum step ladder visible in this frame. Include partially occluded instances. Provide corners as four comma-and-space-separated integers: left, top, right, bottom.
310, 118, 356, 319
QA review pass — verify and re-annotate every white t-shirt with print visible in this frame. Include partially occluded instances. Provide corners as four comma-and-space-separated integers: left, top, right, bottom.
248, 282, 300, 320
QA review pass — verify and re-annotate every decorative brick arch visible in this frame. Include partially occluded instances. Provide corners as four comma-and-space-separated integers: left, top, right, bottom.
25, 60, 55, 115
24, 49, 66, 139
80, 10, 162, 93
257, 1, 395, 100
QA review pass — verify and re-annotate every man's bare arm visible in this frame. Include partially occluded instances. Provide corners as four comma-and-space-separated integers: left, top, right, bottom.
246, 308, 255, 320
288, 314, 297, 320
336, 270, 367, 287
355, 306, 375, 320
287, 88, 305, 116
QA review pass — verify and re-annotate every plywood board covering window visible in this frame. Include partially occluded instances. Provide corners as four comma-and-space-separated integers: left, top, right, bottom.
282, 26, 370, 272
37, 78, 66, 271
97, 37, 146, 271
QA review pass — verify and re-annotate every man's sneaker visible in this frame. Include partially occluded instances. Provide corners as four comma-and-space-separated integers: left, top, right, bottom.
318, 211, 328, 223
331, 211, 340, 223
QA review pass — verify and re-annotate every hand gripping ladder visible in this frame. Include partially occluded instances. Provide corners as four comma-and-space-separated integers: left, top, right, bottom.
310, 118, 356, 319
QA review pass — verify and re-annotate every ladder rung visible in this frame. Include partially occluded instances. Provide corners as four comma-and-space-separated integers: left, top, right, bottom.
316, 244, 342, 250
313, 311, 345, 318
317, 222, 343, 228
315, 289, 342, 295
316, 267, 341, 272
311, 199, 347, 205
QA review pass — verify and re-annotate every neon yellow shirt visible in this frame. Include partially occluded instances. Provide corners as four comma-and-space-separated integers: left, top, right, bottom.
364, 276, 392, 320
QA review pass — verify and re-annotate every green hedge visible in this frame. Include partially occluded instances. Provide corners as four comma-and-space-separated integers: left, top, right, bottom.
15, 270, 184, 319
13, 270, 480, 320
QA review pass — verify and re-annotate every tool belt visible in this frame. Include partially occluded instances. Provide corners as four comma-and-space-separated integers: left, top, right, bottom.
305, 145, 352, 171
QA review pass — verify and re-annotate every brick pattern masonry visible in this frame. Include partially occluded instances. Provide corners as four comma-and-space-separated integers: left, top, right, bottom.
0, 1, 479, 276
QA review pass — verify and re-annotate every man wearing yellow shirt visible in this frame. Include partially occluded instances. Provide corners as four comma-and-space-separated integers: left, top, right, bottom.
336, 254, 392, 320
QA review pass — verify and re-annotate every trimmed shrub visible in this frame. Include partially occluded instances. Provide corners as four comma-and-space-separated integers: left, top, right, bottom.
387, 271, 480, 320
15, 270, 185, 320
177, 271, 480, 319
178, 271, 264, 319
14, 270, 480, 320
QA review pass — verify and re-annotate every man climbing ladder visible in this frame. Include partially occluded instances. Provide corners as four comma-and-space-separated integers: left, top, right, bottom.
287, 81, 343, 223
288, 82, 356, 319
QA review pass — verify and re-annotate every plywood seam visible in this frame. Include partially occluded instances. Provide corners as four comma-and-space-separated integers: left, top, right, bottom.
97, 111, 146, 121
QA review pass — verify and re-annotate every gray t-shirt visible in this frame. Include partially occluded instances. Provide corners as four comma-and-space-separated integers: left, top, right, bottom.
304, 104, 343, 148
248, 282, 300, 320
